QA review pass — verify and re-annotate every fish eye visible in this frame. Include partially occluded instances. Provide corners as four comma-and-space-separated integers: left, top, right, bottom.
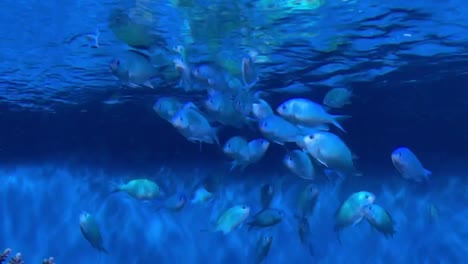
288, 156, 292, 161
308, 135, 314, 139
227, 144, 231, 148
242, 206, 246, 209
282, 105, 287, 110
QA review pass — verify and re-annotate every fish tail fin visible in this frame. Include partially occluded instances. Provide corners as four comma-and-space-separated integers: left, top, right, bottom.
424, 169, 432, 180
99, 246, 109, 254
230, 160, 239, 172
200, 226, 215, 233
334, 227, 343, 246
153, 200, 164, 212
107, 183, 121, 198
352, 170, 364, 177
331, 115, 351, 133
212, 126, 222, 146
143, 80, 155, 89
238, 161, 250, 172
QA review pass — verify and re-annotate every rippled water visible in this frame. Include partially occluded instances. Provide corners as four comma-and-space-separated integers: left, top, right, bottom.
1, 0, 468, 111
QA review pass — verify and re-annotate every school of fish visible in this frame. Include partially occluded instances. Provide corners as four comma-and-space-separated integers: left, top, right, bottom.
76, 18, 434, 261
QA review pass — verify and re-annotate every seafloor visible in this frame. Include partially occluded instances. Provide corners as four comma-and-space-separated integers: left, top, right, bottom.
1, 159, 465, 264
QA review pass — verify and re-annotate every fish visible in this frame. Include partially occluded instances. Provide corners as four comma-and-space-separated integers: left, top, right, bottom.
203, 205, 251, 234
111, 178, 163, 200
247, 138, 270, 163
252, 98, 274, 120
297, 184, 320, 218
258, 115, 309, 145
173, 58, 198, 92
427, 203, 439, 223
223, 136, 251, 170
191, 62, 230, 90
205, 91, 246, 128
153, 97, 185, 122
190, 186, 214, 204
334, 191, 376, 243
323, 88, 353, 109
260, 184, 274, 210
79, 212, 107, 253
363, 204, 396, 238
283, 150, 316, 180
254, 234, 273, 264
172, 45, 187, 63
190, 173, 223, 205
267, 82, 311, 95
65, 29, 101, 48
155, 192, 187, 212
297, 216, 314, 256
276, 98, 350, 133
233, 89, 257, 116
246, 208, 283, 230
241, 54, 259, 89
391, 147, 431, 182
301, 132, 360, 176
171, 103, 220, 145
108, 8, 166, 49
109, 50, 161, 89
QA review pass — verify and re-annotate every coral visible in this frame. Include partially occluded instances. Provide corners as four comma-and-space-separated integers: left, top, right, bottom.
0, 248, 54, 264
0, 249, 10, 263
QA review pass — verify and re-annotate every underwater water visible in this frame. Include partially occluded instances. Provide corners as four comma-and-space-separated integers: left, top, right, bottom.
1, 0, 468, 263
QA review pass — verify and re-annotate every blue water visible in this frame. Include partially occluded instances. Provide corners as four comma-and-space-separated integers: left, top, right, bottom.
1, 0, 467, 263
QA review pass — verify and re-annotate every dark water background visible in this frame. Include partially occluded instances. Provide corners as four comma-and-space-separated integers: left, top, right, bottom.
2, 66, 466, 166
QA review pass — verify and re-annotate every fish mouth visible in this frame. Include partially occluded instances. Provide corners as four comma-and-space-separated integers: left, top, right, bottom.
390, 154, 402, 167
174, 59, 185, 72
79, 212, 88, 222
109, 59, 120, 71
170, 116, 181, 127
282, 158, 293, 168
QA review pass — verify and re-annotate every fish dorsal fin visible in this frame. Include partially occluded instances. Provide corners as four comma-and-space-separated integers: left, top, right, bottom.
182, 102, 198, 111
128, 49, 152, 61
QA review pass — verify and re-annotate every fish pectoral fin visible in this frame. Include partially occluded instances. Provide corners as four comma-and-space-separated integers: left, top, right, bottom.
127, 82, 140, 88
316, 158, 328, 167
229, 160, 239, 171
424, 169, 432, 179
143, 80, 154, 89
352, 171, 364, 177
352, 216, 364, 226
